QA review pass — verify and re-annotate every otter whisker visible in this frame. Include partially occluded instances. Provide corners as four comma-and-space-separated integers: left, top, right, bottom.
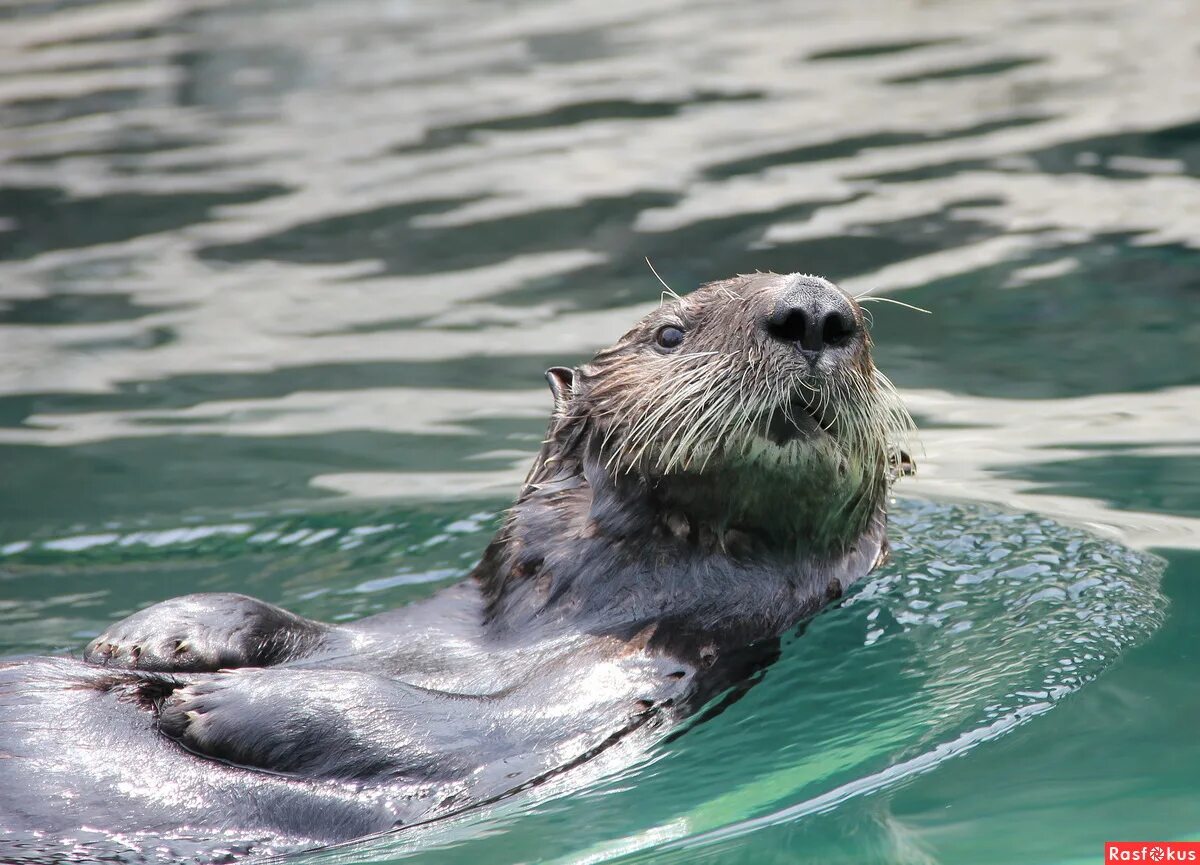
856, 296, 932, 315
603, 360, 713, 447
669, 357, 744, 471
621, 361, 721, 444
616, 372, 715, 471
645, 257, 681, 303
653, 386, 718, 471
678, 380, 744, 471
653, 359, 739, 471
696, 366, 759, 473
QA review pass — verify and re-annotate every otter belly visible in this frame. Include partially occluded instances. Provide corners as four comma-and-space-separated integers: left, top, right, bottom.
0, 658, 412, 858
0, 644, 688, 862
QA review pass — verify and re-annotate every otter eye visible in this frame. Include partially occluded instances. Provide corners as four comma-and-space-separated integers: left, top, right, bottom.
655, 325, 685, 350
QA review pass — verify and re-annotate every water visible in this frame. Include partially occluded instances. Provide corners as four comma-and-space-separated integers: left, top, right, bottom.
1, 0, 1198, 862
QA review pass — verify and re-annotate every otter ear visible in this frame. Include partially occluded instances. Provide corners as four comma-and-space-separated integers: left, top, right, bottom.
544, 366, 575, 413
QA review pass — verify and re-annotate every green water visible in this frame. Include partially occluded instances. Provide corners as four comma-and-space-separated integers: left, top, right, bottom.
1, 0, 1199, 862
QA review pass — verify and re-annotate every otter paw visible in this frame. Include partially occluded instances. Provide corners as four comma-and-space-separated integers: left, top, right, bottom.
158, 678, 247, 756
85, 626, 235, 673
82, 594, 289, 673
156, 671, 360, 776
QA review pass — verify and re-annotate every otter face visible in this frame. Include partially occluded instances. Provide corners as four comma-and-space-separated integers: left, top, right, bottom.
562, 272, 912, 488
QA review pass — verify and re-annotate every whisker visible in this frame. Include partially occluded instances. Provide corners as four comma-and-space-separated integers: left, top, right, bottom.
856, 297, 932, 315
646, 257, 681, 303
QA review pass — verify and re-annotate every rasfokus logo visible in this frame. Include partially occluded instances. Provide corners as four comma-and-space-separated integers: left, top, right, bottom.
1107, 843, 1200, 862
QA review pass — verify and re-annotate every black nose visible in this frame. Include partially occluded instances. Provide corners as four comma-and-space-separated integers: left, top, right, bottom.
764, 276, 858, 362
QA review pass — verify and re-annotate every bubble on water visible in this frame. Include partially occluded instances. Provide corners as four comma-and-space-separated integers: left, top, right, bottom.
363, 498, 1166, 865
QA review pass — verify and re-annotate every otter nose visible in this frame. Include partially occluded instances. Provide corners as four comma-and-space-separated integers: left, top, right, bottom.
764, 277, 858, 362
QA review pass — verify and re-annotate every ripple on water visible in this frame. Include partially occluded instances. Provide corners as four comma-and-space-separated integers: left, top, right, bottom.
234, 497, 1161, 865
0, 504, 505, 656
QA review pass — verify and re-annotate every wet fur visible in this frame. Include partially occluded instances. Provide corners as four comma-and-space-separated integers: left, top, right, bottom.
483, 273, 911, 645
0, 272, 912, 860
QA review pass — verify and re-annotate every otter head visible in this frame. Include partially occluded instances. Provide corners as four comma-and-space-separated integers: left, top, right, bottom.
529, 272, 913, 557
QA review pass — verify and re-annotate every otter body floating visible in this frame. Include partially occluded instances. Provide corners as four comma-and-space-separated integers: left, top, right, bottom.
0, 273, 912, 861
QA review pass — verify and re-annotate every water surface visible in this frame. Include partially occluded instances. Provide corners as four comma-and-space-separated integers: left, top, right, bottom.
1, 0, 1199, 862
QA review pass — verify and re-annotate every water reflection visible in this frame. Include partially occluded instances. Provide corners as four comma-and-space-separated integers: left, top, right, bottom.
1, 0, 1199, 861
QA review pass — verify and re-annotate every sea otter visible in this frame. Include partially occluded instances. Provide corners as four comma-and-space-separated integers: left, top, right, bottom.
0, 272, 912, 862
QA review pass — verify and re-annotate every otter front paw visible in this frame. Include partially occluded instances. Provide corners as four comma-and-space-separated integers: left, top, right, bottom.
86, 625, 231, 673
158, 675, 274, 767
84, 593, 327, 673
156, 669, 420, 779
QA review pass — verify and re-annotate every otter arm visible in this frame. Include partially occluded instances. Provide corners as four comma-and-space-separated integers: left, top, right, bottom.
157, 659, 685, 783
84, 593, 333, 673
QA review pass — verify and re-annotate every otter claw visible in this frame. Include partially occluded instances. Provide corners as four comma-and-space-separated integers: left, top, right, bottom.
87, 640, 115, 664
